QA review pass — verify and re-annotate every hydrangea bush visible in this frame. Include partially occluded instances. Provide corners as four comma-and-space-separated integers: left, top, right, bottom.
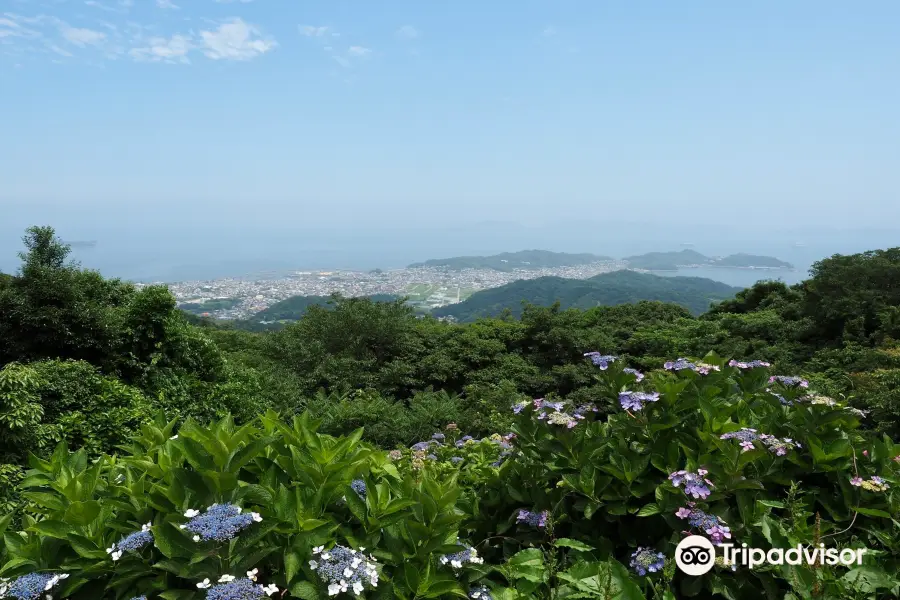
0, 355, 898, 599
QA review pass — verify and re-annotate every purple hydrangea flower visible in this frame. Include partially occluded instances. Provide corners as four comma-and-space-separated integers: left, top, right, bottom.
512, 401, 528, 414
664, 358, 696, 371
426, 454, 438, 460
584, 352, 617, 369
769, 375, 809, 388
619, 391, 660, 411
450, 456, 463, 464
758, 433, 800, 456
629, 548, 665, 576
623, 368, 644, 382
729, 359, 771, 369
516, 510, 549, 528
676, 505, 732, 545
181, 504, 261, 543
455, 435, 474, 448
669, 469, 713, 499
411, 441, 432, 452
431, 433, 446, 441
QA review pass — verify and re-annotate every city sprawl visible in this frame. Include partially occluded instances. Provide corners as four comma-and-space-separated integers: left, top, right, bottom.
160, 260, 628, 319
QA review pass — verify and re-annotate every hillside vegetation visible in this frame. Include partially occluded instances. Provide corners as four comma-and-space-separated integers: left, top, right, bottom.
408, 249, 612, 271
432, 270, 742, 321
0, 226, 899, 599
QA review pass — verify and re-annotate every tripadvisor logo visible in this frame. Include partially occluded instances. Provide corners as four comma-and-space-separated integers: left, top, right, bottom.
675, 535, 868, 576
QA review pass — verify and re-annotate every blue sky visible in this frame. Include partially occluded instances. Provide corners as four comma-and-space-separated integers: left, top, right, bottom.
2, 0, 899, 239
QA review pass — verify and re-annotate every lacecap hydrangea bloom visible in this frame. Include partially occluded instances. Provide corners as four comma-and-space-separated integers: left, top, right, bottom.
129, 596, 147, 600
180, 504, 262, 542
664, 358, 696, 371
728, 359, 771, 369
197, 575, 278, 599
851, 476, 890, 492
583, 352, 617, 369
310, 545, 379, 596
0, 572, 69, 600
440, 544, 484, 569
107, 522, 153, 561
623, 367, 644, 381
769, 375, 809, 388
676, 504, 732, 545
619, 391, 660, 411
516, 509, 548, 528
669, 469, 714, 499
629, 548, 665, 576
469, 585, 492, 599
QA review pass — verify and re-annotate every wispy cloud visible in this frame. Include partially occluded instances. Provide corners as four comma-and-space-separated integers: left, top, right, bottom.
347, 45, 370, 57
299, 25, 331, 37
60, 25, 106, 46
156, 0, 179, 9
542, 25, 557, 37
129, 33, 192, 63
200, 18, 275, 60
396, 25, 418, 39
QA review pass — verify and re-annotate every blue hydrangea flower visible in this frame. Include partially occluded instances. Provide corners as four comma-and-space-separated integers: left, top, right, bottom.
584, 352, 617, 369
619, 391, 660, 411
669, 469, 713, 499
180, 504, 262, 542
758, 433, 800, 456
440, 544, 484, 569
516, 509, 548, 528
350, 479, 366, 499
107, 527, 153, 561
431, 433, 445, 441
450, 456, 463, 464
129, 596, 148, 600
411, 441, 432, 451
630, 548, 665, 576
310, 545, 379, 596
202, 576, 277, 599
469, 585, 492, 599
2, 573, 69, 600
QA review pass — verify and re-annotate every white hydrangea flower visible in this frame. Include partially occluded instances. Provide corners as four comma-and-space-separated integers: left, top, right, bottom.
184, 509, 200, 518
247, 568, 258, 581
197, 579, 211, 589
218, 575, 235, 583
263, 583, 279, 596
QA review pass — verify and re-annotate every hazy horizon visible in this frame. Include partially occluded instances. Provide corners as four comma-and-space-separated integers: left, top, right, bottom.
2, 1, 898, 281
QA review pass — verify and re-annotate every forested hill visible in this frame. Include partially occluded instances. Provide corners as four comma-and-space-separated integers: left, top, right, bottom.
623, 249, 793, 270
407, 250, 612, 271
431, 269, 742, 321
218, 293, 398, 331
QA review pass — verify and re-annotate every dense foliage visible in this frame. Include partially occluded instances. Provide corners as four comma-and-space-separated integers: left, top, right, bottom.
431, 271, 741, 321
2, 226, 900, 599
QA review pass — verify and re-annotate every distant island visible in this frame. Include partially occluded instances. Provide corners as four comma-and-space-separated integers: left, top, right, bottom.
623, 250, 793, 271
408, 250, 614, 271
431, 270, 743, 322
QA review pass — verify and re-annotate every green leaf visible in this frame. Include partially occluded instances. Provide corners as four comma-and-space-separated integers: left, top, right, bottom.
158, 591, 198, 600
284, 550, 302, 585
290, 581, 321, 600
554, 538, 595, 552
153, 522, 196, 558
30, 519, 71, 539
635, 503, 660, 517
854, 507, 892, 519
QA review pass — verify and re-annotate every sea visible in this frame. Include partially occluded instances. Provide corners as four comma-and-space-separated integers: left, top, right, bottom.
0, 220, 894, 288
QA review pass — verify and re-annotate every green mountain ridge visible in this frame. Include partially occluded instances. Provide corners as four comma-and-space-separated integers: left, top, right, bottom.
408, 249, 612, 271
624, 249, 793, 270
431, 269, 743, 321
